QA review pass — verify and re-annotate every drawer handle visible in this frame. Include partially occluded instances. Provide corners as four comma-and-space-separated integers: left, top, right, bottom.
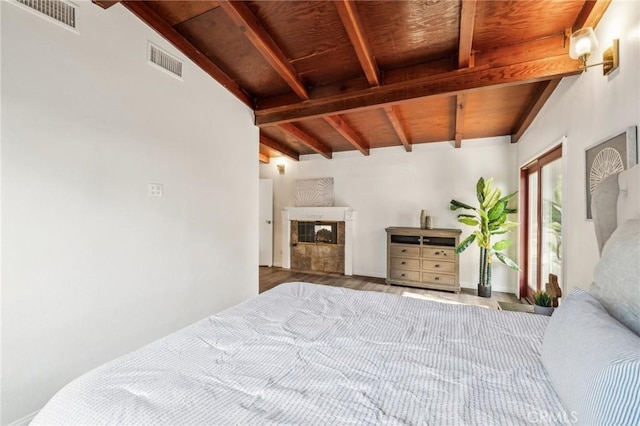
401, 273, 406, 277
401, 249, 407, 253
435, 264, 441, 268
435, 277, 440, 281
435, 251, 446, 256
401, 261, 406, 265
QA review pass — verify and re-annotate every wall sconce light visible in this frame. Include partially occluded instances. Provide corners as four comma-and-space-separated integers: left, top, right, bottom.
569, 27, 619, 75
276, 163, 285, 175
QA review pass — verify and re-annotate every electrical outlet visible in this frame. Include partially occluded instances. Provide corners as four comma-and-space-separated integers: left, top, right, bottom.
148, 183, 163, 197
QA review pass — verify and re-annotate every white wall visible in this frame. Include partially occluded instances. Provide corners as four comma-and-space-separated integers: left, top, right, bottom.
261, 138, 519, 293
1, 1, 258, 423
517, 0, 640, 291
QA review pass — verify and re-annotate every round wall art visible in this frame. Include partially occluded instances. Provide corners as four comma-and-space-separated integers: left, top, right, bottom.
585, 126, 638, 219
589, 147, 625, 195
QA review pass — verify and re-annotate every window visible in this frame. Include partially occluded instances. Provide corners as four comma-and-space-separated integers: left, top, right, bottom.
520, 145, 562, 302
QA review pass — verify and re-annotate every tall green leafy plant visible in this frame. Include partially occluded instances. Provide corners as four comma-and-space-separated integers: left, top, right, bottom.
450, 177, 520, 290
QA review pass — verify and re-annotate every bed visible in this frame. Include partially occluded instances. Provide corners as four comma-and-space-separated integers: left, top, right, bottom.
32, 166, 640, 425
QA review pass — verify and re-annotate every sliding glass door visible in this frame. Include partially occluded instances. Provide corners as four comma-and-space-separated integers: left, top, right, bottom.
520, 146, 562, 302
526, 170, 539, 299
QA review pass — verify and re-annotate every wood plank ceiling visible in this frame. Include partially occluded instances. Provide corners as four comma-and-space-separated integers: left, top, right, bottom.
94, 0, 611, 163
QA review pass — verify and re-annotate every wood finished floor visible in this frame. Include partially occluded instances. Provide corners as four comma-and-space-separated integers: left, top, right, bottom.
260, 267, 520, 309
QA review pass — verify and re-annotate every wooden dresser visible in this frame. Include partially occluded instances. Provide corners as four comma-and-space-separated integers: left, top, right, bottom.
386, 227, 462, 293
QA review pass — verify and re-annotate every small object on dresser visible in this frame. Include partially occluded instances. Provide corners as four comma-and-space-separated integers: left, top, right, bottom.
426, 216, 433, 229
420, 210, 428, 229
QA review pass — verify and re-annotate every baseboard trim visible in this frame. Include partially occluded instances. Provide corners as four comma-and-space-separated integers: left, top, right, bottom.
9, 410, 39, 426
351, 270, 385, 279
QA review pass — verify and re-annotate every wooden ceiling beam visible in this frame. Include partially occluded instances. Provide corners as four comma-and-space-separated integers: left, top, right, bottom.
474, 33, 567, 68
323, 115, 370, 156
510, 78, 561, 143
277, 124, 332, 159
458, 0, 476, 69
219, 1, 309, 100
454, 95, 466, 149
258, 34, 567, 112
455, 0, 476, 148
384, 106, 412, 152
259, 153, 270, 164
259, 134, 299, 161
573, 0, 612, 31
335, 1, 380, 86
255, 54, 582, 126
121, 1, 253, 108
322, 115, 369, 155
262, 58, 456, 110
92, 0, 120, 9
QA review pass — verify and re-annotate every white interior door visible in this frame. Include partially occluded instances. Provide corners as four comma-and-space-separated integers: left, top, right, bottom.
259, 179, 273, 266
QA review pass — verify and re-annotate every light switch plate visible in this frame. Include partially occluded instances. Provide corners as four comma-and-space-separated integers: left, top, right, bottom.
148, 183, 163, 197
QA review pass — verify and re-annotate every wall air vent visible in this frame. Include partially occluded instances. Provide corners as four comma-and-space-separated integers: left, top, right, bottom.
148, 42, 183, 79
15, 0, 78, 30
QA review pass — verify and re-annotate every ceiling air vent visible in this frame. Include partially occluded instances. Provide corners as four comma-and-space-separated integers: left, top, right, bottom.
148, 42, 183, 79
15, 0, 77, 30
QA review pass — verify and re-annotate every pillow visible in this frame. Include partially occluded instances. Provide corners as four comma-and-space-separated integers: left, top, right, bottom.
542, 291, 640, 425
569, 287, 588, 296
591, 219, 640, 336
616, 164, 640, 225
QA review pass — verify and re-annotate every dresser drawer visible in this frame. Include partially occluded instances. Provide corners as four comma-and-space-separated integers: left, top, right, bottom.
422, 260, 455, 273
390, 257, 420, 270
422, 247, 455, 259
390, 245, 420, 258
422, 272, 455, 286
389, 269, 420, 282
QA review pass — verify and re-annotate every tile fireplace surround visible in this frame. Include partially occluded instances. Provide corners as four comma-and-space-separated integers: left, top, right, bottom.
281, 207, 354, 275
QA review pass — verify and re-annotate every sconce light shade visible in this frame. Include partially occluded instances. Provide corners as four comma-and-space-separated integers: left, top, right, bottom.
277, 163, 285, 175
568, 27, 619, 75
569, 27, 598, 63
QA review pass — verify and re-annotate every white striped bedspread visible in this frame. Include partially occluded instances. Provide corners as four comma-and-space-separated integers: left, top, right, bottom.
33, 282, 567, 425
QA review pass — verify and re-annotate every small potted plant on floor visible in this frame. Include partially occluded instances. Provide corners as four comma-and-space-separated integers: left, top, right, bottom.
450, 177, 520, 298
533, 290, 554, 316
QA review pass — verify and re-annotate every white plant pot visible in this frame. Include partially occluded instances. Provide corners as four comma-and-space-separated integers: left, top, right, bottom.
534, 305, 554, 316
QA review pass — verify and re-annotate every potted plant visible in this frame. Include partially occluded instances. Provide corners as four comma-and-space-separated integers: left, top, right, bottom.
533, 290, 554, 316
450, 177, 520, 298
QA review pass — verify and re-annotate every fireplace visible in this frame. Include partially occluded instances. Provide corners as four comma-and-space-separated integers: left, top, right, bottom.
290, 221, 344, 273
281, 207, 354, 275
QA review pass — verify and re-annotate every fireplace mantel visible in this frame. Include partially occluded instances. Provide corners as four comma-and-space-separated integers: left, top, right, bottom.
281, 207, 355, 275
